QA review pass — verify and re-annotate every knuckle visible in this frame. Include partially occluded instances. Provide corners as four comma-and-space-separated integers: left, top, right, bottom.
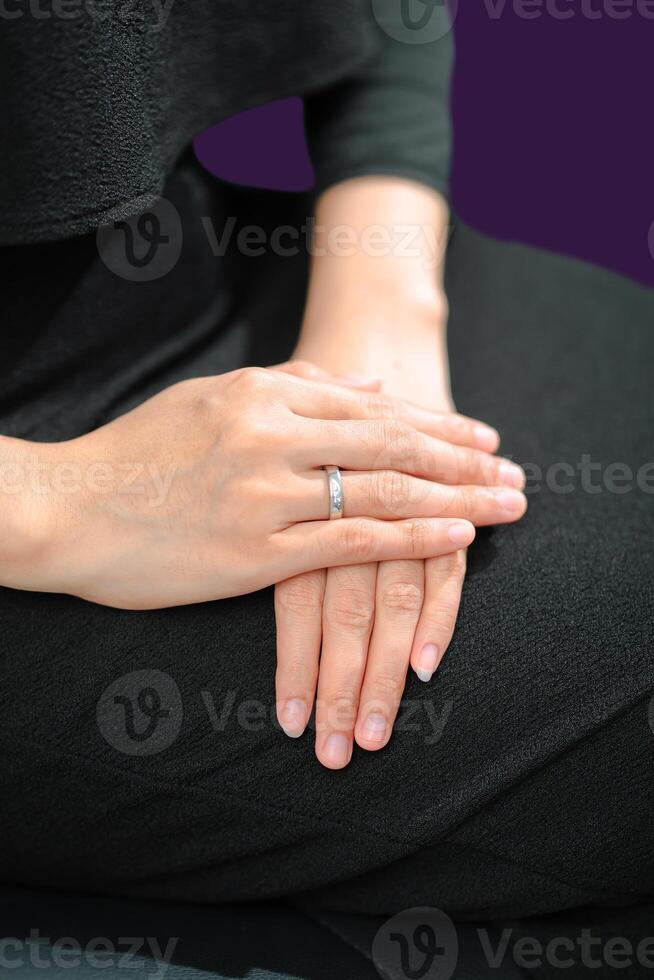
450, 446, 470, 482
428, 549, 467, 579
468, 448, 492, 485
237, 366, 275, 396
364, 393, 399, 421
379, 580, 423, 614
454, 485, 475, 519
406, 518, 430, 557
339, 518, 378, 561
368, 670, 404, 701
318, 692, 359, 732
383, 419, 416, 448
443, 413, 468, 441
423, 602, 458, 634
430, 439, 455, 483
330, 691, 359, 714
450, 446, 476, 484
289, 359, 312, 374
376, 470, 414, 514
386, 422, 426, 471
286, 359, 322, 381
326, 589, 375, 633
363, 418, 390, 452
447, 548, 468, 574
276, 575, 324, 618
435, 483, 457, 513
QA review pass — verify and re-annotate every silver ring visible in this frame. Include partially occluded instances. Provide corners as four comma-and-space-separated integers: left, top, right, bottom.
324, 465, 344, 520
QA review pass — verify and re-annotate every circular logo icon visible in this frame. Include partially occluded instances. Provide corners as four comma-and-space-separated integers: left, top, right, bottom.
97, 669, 183, 756
372, 907, 458, 980
372, 0, 457, 45
96, 195, 182, 282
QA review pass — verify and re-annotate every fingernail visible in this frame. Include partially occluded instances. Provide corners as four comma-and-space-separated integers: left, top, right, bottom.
495, 488, 526, 514
416, 642, 440, 682
278, 699, 306, 738
499, 460, 525, 488
473, 423, 500, 451
323, 733, 351, 768
447, 521, 475, 546
361, 713, 387, 744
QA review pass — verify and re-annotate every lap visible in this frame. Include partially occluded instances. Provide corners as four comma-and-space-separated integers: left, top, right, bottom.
1, 214, 652, 911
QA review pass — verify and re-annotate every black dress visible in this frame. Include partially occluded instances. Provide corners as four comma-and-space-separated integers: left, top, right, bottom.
0, 1, 653, 971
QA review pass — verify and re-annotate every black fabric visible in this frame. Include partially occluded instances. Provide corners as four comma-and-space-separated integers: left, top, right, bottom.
0, 0, 452, 244
0, 884, 525, 980
0, 886, 382, 980
0, 160, 653, 980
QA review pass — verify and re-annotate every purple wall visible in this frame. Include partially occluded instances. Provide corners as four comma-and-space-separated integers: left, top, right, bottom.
194, 5, 654, 288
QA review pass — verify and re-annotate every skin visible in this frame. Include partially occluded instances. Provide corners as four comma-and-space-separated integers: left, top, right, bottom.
0, 367, 523, 608
0, 177, 527, 773
274, 176, 527, 769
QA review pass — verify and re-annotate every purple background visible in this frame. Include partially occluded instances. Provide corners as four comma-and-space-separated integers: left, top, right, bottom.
194, 5, 654, 288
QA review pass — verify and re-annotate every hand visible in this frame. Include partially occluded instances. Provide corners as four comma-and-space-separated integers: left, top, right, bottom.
271, 176, 526, 768
0, 367, 522, 609
274, 355, 526, 768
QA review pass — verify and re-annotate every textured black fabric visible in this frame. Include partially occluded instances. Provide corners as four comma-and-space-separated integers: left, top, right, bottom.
0, 884, 525, 980
307, 903, 654, 980
0, 0, 452, 244
0, 886, 382, 980
0, 160, 653, 980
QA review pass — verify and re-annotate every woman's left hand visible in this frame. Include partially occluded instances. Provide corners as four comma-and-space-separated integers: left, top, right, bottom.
273, 310, 525, 769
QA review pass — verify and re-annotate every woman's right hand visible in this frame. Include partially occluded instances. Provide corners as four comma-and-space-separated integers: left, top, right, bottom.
0, 366, 524, 609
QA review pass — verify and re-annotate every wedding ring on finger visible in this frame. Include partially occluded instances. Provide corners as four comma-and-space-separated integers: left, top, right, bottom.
324, 465, 344, 520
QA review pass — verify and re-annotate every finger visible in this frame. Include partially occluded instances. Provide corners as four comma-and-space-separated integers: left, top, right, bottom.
271, 359, 383, 391
290, 469, 527, 525
410, 550, 468, 682
281, 375, 499, 450
314, 563, 377, 770
276, 516, 476, 579
275, 570, 326, 738
354, 559, 424, 752
296, 418, 523, 487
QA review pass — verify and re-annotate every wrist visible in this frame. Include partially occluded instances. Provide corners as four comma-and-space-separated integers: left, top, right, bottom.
305, 175, 450, 332
295, 305, 453, 413
298, 177, 454, 412
300, 286, 448, 350
0, 435, 73, 592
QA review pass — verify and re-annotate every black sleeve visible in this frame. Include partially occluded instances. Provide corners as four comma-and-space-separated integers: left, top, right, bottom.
304, 0, 454, 201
